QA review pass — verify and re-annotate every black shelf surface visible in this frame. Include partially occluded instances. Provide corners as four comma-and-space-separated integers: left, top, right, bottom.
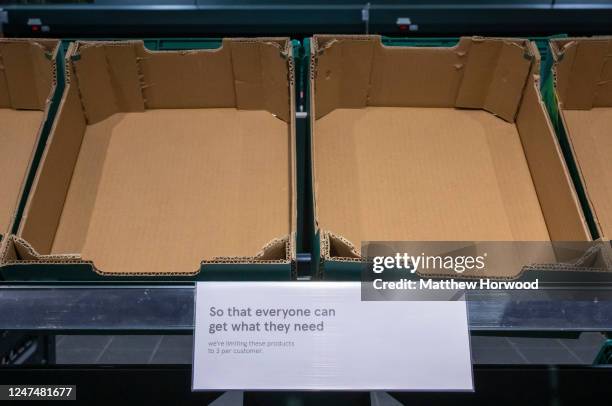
3, 2, 612, 37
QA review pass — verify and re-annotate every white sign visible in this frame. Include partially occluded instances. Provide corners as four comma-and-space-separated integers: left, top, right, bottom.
192, 282, 473, 391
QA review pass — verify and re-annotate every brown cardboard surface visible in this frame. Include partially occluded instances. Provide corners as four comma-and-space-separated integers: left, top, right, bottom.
563, 108, 612, 236
51, 108, 290, 274
314, 106, 549, 246
0, 109, 44, 233
71, 39, 291, 124
11, 38, 295, 275
312, 36, 589, 268
552, 37, 612, 238
516, 76, 589, 241
20, 77, 87, 253
551, 38, 612, 110
0, 40, 56, 110
0, 39, 59, 239
455, 39, 531, 121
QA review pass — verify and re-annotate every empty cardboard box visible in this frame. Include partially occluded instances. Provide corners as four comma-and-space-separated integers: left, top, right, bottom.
309, 35, 591, 280
548, 37, 612, 240
0, 38, 61, 243
1, 38, 296, 281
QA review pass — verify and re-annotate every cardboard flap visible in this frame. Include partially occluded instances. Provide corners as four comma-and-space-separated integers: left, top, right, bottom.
1, 42, 41, 109
328, 232, 360, 259
140, 38, 290, 119
0, 235, 18, 263
70, 39, 291, 123
369, 38, 469, 108
313, 36, 375, 118
253, 235, 290, 261
20, 78, 87, 254
230, 40, 292, 122
0, 235, 82, 264
138, 41, 235, 110
456, 39, 532, 122
313, 36, 534, 122
565, 242, 612, 270
552, 38, 612, 109
0, 40, 57, 110
597, 41, 612, 107
11, 235, 41, 261
516, 75, 590, 241
73, 42, 144, 124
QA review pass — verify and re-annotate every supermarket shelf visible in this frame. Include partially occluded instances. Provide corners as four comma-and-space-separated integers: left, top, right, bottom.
3, 2, 612, 37
1, 284, 611, 334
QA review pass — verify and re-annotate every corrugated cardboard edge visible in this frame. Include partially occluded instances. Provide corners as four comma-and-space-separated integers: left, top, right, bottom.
6, 38, 297, 276
315, 231, 612, 280
0, 38, 61, 237
549, 37, 610, 239
417, 239, 612, 280
0, 234, 5, 264
0, 233, 294, 276
315, 231, 361, 280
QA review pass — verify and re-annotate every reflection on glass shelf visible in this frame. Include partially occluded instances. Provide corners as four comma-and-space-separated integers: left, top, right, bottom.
52, 333, 605, 365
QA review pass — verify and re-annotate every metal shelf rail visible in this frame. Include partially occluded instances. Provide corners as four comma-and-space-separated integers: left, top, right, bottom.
1, 284, 611, 334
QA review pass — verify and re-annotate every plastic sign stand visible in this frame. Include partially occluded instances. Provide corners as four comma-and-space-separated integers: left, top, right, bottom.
192, 282, 473, 391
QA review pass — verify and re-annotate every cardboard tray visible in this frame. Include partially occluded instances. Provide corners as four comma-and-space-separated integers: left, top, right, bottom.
300, 35, 569, 277
308, 35, 605, 281
72, 37, 309, 253
0, 38, 297, 282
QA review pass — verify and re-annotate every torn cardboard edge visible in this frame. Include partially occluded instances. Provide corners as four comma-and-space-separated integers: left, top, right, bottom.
549, 36, 612, 110
2, 37, 296, 276
310, 35, 591, 269
549, 37, 612, 239
0, 38, 61, 236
